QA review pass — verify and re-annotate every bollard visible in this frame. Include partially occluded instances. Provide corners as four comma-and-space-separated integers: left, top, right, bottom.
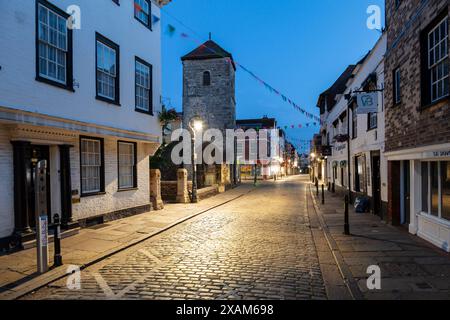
344, 195, 350, 235
53, 214, 63, 267
316, 182, 319, 196
332, 182, 335, 193
322, 185, 325, 204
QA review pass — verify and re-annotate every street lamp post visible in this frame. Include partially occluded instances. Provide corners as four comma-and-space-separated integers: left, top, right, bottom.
189, 117, 203, 204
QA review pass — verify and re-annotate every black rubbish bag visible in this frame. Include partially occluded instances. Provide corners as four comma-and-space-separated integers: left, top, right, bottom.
354, 196, 369, 213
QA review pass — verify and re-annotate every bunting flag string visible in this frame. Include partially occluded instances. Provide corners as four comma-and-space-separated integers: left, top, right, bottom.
278, 122, 319, 131
163, 22, 322, 125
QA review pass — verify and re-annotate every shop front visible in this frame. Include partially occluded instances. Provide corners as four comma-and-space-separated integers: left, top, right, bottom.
387, 144, 450, 252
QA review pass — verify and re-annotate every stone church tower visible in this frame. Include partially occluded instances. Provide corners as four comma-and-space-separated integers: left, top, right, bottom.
181, 39, 236, 188
181, 39, 236, 134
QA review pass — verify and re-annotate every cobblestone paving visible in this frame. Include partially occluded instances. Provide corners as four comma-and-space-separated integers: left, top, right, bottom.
24, 178, 327, 300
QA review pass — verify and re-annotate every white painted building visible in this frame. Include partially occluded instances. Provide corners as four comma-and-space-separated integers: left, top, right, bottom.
0, 0, 170, 248
317, 34, 388, 219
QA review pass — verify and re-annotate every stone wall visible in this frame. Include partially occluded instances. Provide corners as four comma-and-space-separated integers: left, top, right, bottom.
182, 58, 236, 134
161, 181, 193, 202
384, 0, 450, 152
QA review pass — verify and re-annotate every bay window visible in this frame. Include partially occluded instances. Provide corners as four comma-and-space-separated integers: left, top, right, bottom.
421, 161, 450, 221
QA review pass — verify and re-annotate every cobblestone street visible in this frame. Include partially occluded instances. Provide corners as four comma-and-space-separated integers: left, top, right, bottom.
23, 177, 328, 300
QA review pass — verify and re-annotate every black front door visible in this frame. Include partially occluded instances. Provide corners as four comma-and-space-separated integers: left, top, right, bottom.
403, 160, 411, 225
28, 145, 51, 228
372, 154, 382, 218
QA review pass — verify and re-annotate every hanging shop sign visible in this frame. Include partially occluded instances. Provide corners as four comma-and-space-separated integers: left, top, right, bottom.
356, 92, 378, 114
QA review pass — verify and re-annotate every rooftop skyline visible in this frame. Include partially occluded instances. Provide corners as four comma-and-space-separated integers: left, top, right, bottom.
161, 0, 385, 152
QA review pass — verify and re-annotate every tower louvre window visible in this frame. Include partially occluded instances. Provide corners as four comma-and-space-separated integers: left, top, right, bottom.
203, 71, 211, 86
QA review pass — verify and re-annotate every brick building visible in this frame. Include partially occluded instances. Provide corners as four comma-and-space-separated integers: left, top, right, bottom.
384, 0, 450, 251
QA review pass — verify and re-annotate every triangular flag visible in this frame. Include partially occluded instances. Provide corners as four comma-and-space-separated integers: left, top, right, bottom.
152, 15, 160, 24
166, 24, 176, 37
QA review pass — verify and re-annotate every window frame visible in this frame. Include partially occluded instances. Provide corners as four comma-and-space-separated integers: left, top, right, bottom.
428, 17, 449, 103
134, 0, 152, 30
80, 136, 105, 197
421, 160, 450, 222
203, 71, 211, 86
117, 141, 138, 191
35, 0, 74, 91
354, 156, 361, 192
352, 109, 358, 139
393, 67, 401, 105
420, 10, 449, 108
95, 32, 120, 106
134, 56, 153, 115
367, 112, 378, 131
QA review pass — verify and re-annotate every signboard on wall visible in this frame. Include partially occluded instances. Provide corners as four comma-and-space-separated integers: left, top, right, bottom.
423, 150, 450, 158
356, 92, 378, 114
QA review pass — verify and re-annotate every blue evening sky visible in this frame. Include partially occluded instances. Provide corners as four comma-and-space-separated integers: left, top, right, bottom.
161, 0, 385, 153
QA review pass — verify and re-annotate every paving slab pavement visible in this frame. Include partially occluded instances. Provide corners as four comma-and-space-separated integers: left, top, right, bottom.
310, 183, 450, 300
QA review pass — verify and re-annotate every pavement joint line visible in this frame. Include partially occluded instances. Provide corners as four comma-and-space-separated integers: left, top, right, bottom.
2, 186, 256, 301
308, 184, 364, 300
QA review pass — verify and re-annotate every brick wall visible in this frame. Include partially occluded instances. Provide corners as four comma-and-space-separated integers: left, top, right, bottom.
161, 181, 192, 202
384, 0, 450, 152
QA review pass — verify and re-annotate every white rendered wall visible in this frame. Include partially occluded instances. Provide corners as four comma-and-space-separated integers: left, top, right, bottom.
0, 0, 162, 138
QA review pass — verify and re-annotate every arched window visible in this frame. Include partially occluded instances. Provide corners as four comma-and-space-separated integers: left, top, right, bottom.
203, 71, 211, 86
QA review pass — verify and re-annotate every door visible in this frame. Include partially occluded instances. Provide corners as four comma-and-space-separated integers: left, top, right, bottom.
402, 160, 411, 225
371, 154, 382, 218
28, 145, 51, 228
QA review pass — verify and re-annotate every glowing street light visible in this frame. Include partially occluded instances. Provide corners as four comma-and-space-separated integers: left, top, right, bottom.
188, 116, 204, 203
193, 120, 203, 132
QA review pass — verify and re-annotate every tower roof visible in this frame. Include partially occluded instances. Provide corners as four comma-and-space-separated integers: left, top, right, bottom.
181, 40, 235, 69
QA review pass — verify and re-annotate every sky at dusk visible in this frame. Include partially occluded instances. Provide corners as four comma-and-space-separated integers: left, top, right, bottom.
161, 0, 385, 153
